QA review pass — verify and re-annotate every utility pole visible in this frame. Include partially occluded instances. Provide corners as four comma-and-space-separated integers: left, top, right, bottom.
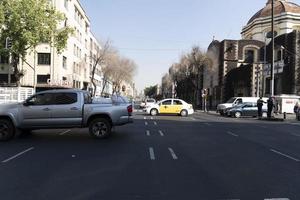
270, 0, 275, 96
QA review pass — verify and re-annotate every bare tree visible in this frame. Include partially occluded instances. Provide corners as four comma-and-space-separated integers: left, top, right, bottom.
110, 56, 137, 94
90, 40, 113, 97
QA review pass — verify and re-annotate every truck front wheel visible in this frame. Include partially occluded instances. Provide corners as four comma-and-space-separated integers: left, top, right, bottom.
89, 118, 112, 139
0, 119, 15, 141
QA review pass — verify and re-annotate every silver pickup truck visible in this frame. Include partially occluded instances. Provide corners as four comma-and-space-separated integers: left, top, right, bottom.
0, 89, 133, 141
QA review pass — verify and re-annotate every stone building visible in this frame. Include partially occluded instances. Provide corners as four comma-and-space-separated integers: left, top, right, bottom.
206, 0, 300, 107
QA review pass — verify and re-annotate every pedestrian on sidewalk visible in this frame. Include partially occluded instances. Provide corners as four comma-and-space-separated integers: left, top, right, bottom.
294, 102, 299, 120
267, 97, 274, 119
257, 97, 265, 119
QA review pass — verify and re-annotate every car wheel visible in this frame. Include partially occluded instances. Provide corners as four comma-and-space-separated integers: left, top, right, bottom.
150, 109, 158, 116
234, 112, 241, 118
0, 119, 15, 141
89, 118, 112, 139
180, 109, 188, 117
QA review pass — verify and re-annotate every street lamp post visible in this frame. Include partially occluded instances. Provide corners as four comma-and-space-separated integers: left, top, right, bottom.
270, 0, 275, 96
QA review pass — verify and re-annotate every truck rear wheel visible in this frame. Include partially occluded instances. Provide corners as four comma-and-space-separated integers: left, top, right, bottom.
0, 119, 15, 141
89, 118, 112, 139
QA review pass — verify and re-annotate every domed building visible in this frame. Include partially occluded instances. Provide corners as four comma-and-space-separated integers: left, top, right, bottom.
242, 0, 300, 41
206, 0, 300, 107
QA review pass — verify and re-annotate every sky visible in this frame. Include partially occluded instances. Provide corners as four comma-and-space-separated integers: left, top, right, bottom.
80, 0, 295, 92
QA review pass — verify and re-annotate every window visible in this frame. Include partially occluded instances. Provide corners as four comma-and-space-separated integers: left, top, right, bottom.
37, 53, 51, 65
64, 0, 68, 10
54, 93, 77, 105
277, 50, 282, 61
37, 75, 50, 83
173, 100, 183, 105
162, 100, 172, 105
26, 93, 53, 106
244, 50, 254, 64
62, 56, 67, 69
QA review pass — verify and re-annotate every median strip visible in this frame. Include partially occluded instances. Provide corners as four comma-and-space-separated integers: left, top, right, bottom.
2, 147, 34, 163
270, 149, 300, 162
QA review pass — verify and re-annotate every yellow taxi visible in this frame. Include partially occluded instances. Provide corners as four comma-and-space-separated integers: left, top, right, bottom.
145, 98, 194, 116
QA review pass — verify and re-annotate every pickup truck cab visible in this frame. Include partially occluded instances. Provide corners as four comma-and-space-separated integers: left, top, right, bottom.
0, 89, 133, 141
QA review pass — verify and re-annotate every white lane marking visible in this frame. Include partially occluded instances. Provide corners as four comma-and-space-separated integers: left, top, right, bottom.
204, 123, 211, 126
72, 155, 76, 158
146, 130, 150, 136
264, 198, 290, 200
143, 117, 146, 120
59, 129, 71, 135
154, 121, 157, 125
227, 131, 238, 137
149, 147, 155, 160
288, 122, 300, 126
2, 147, 35, 163
150, 117, 153, 120
290, 132, 300, 137
145, 121, 148, 126
270, 149, 300, 162
168, 148, 178, 160
159, 130, 164, 136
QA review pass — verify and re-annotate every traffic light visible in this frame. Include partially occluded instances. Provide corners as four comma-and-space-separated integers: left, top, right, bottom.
5, 37, 12, 49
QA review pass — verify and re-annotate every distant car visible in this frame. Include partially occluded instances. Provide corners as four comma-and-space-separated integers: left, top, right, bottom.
140, 98, 156, 109
228, 102, 267, 118
145, 98, 194, 117
217, 97, 268, 115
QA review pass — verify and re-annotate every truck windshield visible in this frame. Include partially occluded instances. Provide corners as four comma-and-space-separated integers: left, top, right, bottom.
226, 97, 236, 103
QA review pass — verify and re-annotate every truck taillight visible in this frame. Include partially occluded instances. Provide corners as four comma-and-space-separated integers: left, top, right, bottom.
127, 105, 133, 114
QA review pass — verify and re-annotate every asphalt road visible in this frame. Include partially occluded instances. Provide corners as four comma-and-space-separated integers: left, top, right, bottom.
1, 111, 300, 200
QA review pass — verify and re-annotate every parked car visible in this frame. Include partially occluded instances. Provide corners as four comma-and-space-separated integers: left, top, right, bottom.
217, 97, 268, 115
140, 98, 156, 109
0, 89, 133, 141
145, 98, 194, 116
228, 102, 267, 118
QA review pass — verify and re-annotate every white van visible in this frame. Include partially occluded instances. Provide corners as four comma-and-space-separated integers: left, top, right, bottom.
217, 97, 267, 115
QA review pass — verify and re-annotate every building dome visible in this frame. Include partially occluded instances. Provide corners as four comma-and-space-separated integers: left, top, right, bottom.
247, 0, 300, 25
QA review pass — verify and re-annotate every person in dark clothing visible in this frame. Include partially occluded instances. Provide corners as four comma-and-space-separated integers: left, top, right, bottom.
257, 97, 265, 119
267, 97, 274, 118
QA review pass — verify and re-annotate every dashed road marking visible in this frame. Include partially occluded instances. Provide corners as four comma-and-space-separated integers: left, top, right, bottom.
143, 117, 146, 120
270, 149, 300, 162
146, 130, 150, 136
2, 147, 35, 163
264, 198, 290, 200
154, 121, 157, 125
227, 131, 238, 137
159, 130, 164, 136
145, 122, 148, 126
204, 122, 211, 126
59, 129, 71, 135
168, 148, 178, 160
150, 117, 153, 120
149, 147, 155, 160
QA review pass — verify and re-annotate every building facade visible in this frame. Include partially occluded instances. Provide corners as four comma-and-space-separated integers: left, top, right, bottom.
0, 0, 109, 94
206, 0, 300, 107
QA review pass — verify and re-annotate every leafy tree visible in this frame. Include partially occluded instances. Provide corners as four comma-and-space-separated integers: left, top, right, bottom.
0, 0, 73, 86
144, 85, 157, 98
